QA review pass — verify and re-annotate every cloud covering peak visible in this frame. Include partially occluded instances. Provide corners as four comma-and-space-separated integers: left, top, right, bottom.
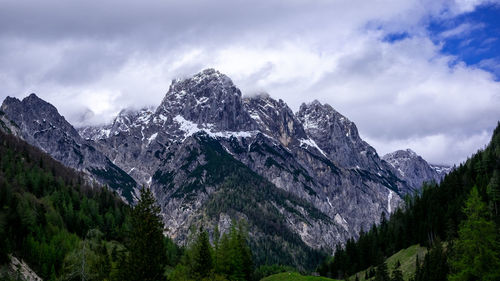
0, 0, 499, 165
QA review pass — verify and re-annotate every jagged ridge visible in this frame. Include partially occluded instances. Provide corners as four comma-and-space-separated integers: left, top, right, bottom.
0, 69, 449, 269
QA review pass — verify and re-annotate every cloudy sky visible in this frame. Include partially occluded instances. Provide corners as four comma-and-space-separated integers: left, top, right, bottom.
1, 0, 499, 165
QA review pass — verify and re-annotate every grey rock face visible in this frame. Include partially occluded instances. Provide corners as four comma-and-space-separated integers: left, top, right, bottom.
157, 68, 257, 132
0, 94, 138, 202
296, 100, 411, 195
297, 100, 381, 170
243, 93, 307, 147
383, 149, 448, 189
1, 69, 440, 264
429, 164, 453, 179
76, 70, 410, 252
0, 110, 21, 136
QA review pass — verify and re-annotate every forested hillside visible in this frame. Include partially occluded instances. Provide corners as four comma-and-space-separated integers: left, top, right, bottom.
0, 130, 134, 279
318, 122, 500, 280
0, 131, 267, 281
2, 107, 499, 281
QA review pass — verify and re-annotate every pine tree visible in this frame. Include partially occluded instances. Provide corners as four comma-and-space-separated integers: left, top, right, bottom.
448, 186, 500, 281
124, 187, 166, 281
60, 229, 111, 281
415, 240, 448, 281
234, 223, 253, 281
391, 260, 403, 281
215, 232, 232, 276
487, 170, 500, 217
374, 261, 389, 281
192, 229, 213, 279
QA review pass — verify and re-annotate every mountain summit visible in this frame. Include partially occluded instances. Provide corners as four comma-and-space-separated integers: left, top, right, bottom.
0, 69, 449, 269
0, 94, 138, 202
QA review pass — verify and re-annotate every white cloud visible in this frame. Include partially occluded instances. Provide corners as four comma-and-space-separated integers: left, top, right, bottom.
365, 130, 493, 165
439, 22, 485, 38
452, 0, 500, 13
0, 0, 499, 165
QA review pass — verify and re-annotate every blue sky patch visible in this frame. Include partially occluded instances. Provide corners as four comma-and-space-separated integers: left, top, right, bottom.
383, 32, 411, 43
428, 3, 500, 79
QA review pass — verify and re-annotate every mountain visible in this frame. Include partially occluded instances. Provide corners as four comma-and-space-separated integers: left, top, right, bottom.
0, 110, 20, 136
429, 163, 453, 178
1, 69, 448, 269
317, 122, 500, 280
383, 149, 448, 190
76, 69, 429, 248
0, 94, 138, 202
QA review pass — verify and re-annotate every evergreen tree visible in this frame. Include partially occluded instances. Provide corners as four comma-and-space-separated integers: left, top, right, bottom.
192, 229, 213, 279
414, 240, 448, 281
60, 229, 111, 281
448, 186, 500, 281
487, 170, 500, 217
374, 261, 389, 281
390, 260, 403, 281
215, 232, 232, 276
0, 213, 8, 264
124, 187, 166, 281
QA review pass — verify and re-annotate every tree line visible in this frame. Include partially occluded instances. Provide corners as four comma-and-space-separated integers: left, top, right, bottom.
0, 131, 260, 280
318, 122, 500, 280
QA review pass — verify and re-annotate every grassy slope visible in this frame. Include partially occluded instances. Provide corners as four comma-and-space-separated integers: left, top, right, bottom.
262, 272, 339, 281
348, 244, 427, 281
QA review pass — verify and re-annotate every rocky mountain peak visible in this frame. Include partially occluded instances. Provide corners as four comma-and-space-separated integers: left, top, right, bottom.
1, 94, 139, 202
384, 149, 418, 160
1, 93, 80, 140
296, 100, 380, 170
156, 69, 256, 132
297, 100, 356, 138
112, 107, 154, 131
243, 93, 307, 146
383, 149, 443, 188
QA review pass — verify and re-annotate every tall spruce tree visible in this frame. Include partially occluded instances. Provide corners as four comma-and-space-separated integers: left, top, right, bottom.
125, 187, 166, 281
374, 261, 389, 281
487, 170, 500, 218
391, 260, 403, 281
413, 240, 448, 281
192, 229, 213, 279
448, 186, 500, 281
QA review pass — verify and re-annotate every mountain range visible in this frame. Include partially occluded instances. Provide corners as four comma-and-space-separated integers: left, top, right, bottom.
0, 69, 450, 268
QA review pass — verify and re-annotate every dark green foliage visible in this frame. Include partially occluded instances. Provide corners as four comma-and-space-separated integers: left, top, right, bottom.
89, 160, 137, 203
374, 262, 389, 281
390, 261, 403, 281
414, 240, 447, 281
318, 122, 500, 280
152, 170, 174, 185
180, 134, 327, 270
164, 236, 183, 268
122, 186, 167, 281
448, 187, 500, 281
487, 170, 500, 219
60, 229, 111, 281
216, 224, 253, 281
169, 223, 253, 281
192, 229, 213, 279
0, 131, 130, 279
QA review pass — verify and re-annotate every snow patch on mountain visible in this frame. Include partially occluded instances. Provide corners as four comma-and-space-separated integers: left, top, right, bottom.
299, 138, 328, 158
173, 115, 255, 140
335, 214, 349, 232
